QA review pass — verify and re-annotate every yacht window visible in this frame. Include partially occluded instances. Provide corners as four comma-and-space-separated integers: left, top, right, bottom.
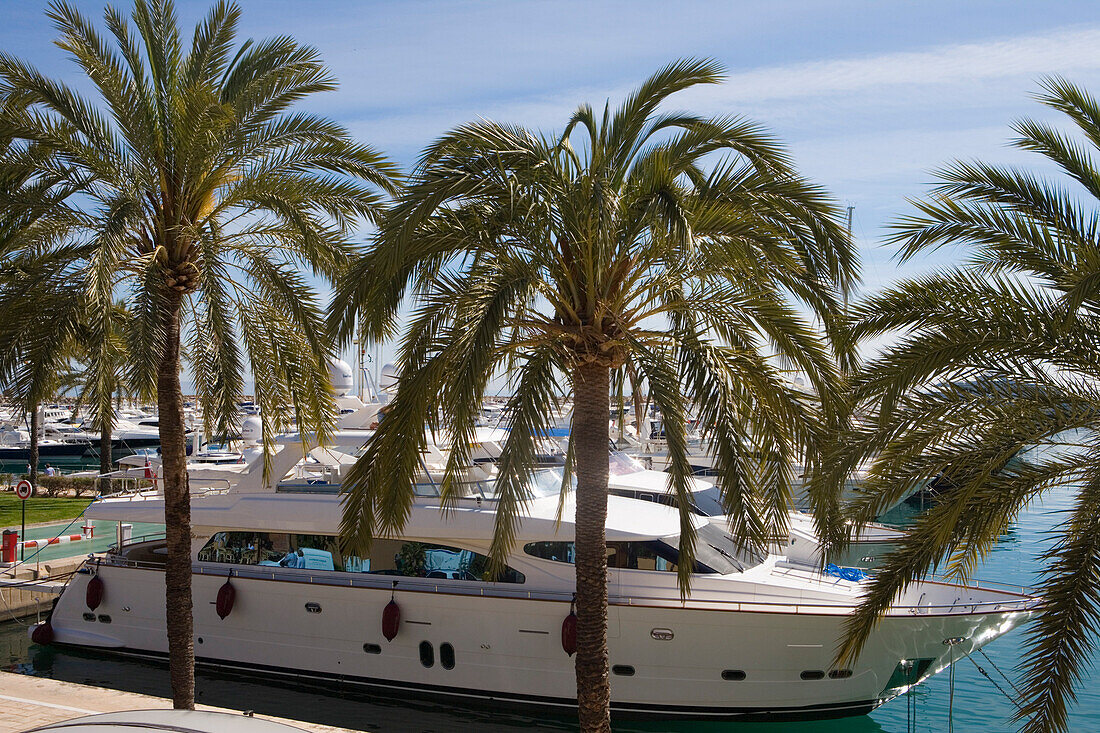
440, 643, 455, 670
197, 532, 524, 583
523, 540, 702, 574
523, 542, 575, 564
606, 484, 727, 519
685, 486, 728, 518
419, 641, 434, 668
670, 523, 765, 574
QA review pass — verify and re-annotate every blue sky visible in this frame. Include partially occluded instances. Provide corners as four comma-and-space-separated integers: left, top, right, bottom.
4, 0, 1100, 384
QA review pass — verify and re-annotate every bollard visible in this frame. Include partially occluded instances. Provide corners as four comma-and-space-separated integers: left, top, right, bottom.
1, 529, 17, 564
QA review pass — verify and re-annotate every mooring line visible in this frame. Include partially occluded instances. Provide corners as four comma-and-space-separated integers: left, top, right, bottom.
964, 648, 1025, 710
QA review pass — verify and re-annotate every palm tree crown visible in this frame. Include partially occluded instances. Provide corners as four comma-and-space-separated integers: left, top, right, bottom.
832, 77, 1100, 733
331, 59, 855, 730
0, 0, 397, 708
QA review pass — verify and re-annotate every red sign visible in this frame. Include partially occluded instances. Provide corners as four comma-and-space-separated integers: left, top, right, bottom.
14, 479, 32, 500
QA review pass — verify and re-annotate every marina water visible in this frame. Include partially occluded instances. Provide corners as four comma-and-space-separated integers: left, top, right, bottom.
3, 485, 1099, 731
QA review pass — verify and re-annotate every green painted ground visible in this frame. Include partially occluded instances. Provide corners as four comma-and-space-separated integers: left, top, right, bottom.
19, 519, 164, 563
0, 494, 93, 528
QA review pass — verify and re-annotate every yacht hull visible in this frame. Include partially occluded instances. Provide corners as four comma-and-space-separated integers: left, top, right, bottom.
41, 561, 1029, 721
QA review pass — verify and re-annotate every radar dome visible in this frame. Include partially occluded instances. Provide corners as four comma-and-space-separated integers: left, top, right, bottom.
241, 416, 263, 445
328, 357, 354, 396
379, 362, 400, 390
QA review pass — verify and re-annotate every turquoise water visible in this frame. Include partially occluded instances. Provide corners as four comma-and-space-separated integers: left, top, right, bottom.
2, 488, 1100, 731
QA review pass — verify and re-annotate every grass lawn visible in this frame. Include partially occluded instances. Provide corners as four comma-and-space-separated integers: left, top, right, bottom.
0, 493, 90, 527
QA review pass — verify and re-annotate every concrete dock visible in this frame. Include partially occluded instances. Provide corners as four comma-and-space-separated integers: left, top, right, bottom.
0, 557, 84, 620
0, 671, 360, 732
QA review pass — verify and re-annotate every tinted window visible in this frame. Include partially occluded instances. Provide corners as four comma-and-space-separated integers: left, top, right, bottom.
523, 525, 764, 575
440, 643, 455, 670
524, 540, 689, 573
198, 532, 524, 583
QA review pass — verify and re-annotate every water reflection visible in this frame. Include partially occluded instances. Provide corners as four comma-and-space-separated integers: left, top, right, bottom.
617, 717, 887, 732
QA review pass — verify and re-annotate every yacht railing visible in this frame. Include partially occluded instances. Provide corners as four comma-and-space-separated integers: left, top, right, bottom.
771, 560, 1036, 598
923, 573, 1034, 597
276, 478, 500, 499
98, 478, 233, 500
87, 554, 1039, 616
106, 532, 167, 553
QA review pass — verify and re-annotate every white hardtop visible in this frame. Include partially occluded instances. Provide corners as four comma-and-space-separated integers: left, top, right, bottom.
86, 486, 704, 544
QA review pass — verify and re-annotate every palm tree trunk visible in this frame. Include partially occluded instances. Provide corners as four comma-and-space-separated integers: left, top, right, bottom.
99, 426, 112, 494
573, 362, 611, 732
28, 404, 39, 485
627, 363, 647, 444
157, 290, 194, 709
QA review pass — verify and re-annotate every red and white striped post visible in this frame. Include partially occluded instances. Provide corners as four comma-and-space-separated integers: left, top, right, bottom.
18, 532, 90, 551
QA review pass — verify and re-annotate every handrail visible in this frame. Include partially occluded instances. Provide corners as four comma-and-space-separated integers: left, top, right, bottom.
106, 532, 167, 553
923, 573, 1034, 597
86, 554, 1040, 616
98, 478, 233, 501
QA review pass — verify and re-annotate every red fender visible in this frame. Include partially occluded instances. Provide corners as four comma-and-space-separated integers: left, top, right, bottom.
382, 599, 401, 641
216, 578, 236, 620
31, 621, 54, 645
561, 610, 578, 657
86, 574, 104, 611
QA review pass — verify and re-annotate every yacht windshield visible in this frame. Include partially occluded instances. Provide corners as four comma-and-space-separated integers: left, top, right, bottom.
662, 523, 764, 574
475, 468, 564, 500
609, 451, 645, 476
687, 486, 727, 517
528, 469, 566, 498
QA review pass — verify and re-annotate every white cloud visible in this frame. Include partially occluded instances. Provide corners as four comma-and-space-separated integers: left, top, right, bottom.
681, 26, 1100, 106
351, 25, 1100, 163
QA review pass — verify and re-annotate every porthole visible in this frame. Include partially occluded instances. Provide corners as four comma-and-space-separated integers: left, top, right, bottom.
721, 669, 746, 681
363, 643, 381, 655
419, 640, 434, 668
197, 637, 204, 645
611, 665, 635, 677
828, 669, 853, 679
800, 670, 825, 680
97, 614, 111, 624
82, 612, 95, 622
440, 642, 455, 670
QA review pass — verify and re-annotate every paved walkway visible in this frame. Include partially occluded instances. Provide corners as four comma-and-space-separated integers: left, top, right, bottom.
0, 672, 360, 732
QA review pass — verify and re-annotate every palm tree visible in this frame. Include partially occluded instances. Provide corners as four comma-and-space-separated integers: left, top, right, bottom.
65, 302, 141, 492
0, 0, 397, 708
826, 78, 1100, 733
0, 104, 86, 484
330, 59, 856, 730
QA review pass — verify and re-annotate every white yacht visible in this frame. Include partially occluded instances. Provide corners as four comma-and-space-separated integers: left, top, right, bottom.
34, 434, 1035, 721
601, 450, 907, 567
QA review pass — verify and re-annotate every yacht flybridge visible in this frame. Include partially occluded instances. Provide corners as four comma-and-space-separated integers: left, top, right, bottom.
35, 443, 1035, 721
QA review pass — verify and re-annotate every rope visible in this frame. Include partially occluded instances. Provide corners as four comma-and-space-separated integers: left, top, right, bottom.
0, 570, 76, 626
906, 681, 917, 733
964, 648, 1025, 710
0, 570, 76, 589
948, 648, 955, 733
978, 647, 1027, 702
